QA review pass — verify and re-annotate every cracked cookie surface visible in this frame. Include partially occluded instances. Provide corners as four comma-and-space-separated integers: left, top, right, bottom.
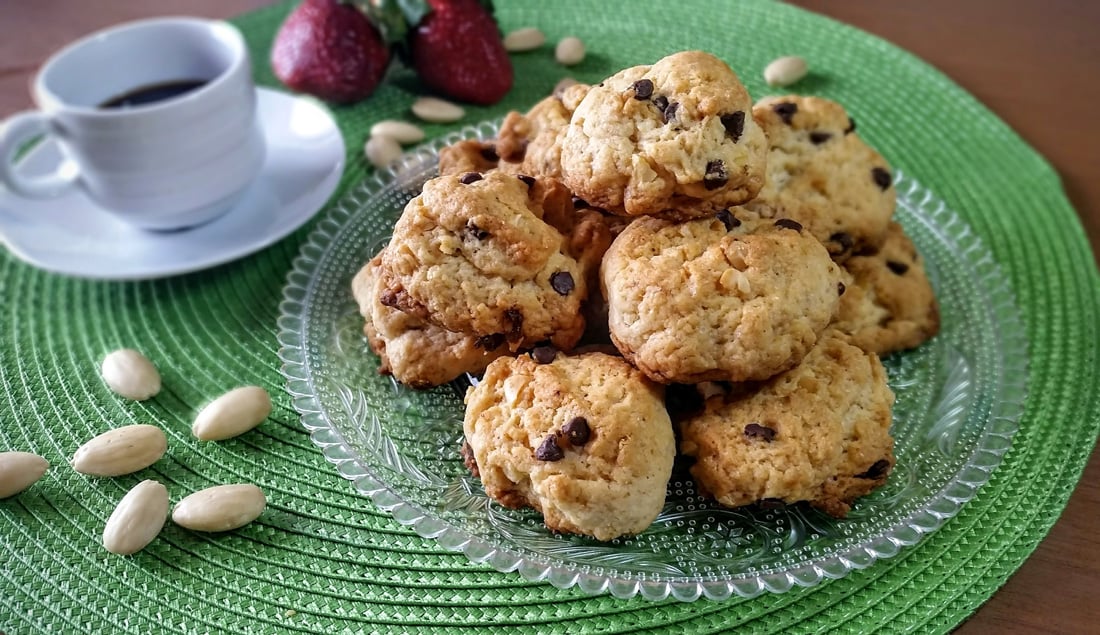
378, 171, 589, 351
679, 329, 895, 517
743, 95, 896, 260
601, 213, 842, 383
835, 221, 940, 354
352, 255, 508, 388
560, 51, 767, 217
463, 352, 675, 541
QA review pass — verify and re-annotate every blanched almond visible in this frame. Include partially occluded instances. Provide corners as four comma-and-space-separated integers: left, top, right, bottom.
365, 135, 402, 169
103, 479, 168, 555
0, 451, 49, 499
101, 349, 161, 401
411, 97, 465, 123
764, 55, 808, 87
191, 386, 272, 441
71, 424, 167, 477
503, 27, 545, 52
172, 484, 266, 532
369, 120, 425, 145
554, 36, 585, 66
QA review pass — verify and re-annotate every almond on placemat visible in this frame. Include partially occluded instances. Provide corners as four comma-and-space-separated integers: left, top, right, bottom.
71, 424, 167, 477
0, 451, 50, 499
191, 386, 272, 441
102, 479, 169, 555
172, 484, 266, 532
100, 348, 161, 401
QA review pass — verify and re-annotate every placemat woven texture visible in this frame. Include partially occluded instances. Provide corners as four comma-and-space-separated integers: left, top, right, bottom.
2, 1, 1098, 633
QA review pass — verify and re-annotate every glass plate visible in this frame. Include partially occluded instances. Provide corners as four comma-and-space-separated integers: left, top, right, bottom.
277, 122, 1028, 602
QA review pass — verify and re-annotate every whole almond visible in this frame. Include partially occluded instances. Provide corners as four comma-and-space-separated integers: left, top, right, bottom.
101, 349, 161, 401
369, 120, 425, 145
172, 484, 266, 532
410, 97, 465, 123
764, 55, 808, 87
191, 386, 272, 441
554, 36, 586, 66
364, 135, 402, 169
71, 424, 167, 477
0, 451, 49, 499
503, 27, 545, 52
103, 479, 169, 555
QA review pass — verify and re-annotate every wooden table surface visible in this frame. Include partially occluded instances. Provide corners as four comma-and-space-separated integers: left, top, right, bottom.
1, 1, 1097, 633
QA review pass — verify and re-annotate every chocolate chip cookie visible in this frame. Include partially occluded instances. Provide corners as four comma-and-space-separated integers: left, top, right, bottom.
679, 329, 895, 517
601, 212, 842, 383
743, 95, 896, 259
835, 221, 940, 354
377, 171, 589, 351
495, 83, 590, 180
560, 51, 768, 217
352, 254, 508, 388
462, 352, 675, 541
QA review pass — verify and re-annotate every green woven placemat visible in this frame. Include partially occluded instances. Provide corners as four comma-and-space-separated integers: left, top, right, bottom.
2, 1, 1098, 633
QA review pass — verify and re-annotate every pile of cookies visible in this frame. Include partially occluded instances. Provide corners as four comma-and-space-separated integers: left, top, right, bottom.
352, 51, 939, 541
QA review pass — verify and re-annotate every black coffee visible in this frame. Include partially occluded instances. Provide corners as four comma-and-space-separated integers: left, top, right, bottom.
98, 79, 208, 109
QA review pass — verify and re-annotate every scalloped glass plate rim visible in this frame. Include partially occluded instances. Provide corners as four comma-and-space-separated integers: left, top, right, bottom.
276, 121, 1028, 602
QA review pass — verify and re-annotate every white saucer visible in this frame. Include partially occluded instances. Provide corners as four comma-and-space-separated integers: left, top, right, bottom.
0, 87, 345, 280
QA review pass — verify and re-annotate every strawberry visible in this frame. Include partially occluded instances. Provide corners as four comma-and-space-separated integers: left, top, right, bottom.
402, 0, 513, 105
271, 0, 391, 104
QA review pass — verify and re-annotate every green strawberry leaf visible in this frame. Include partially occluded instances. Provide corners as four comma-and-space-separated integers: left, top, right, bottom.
341, 0, 409, 45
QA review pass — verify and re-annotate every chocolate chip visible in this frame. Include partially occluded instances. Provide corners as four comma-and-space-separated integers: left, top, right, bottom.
809, 131, 832, 145
632, 79, 654, 100
857, 458, 890, 479
653, 95, 669, 112
886, 260, 909, 275
830, 231, 854, 253
704, 160, 728, 190
744, 423, 776, 441
517, 174, 536, 188
550, 271, 574, 295
772, 101, 797, 124
464, 221, 490, 240
716, 209, 740, 231
774, 218, 803, 232
534, 435, 564, 461
474, 333, 505, 350
838, 281, 846, 296
872, 167, 892, 190
531, 345, 557, 364
504, 307, 524, 335
459, 172, 483, 184
563, 417, 590, 446
662, 101, 679, 124
721, 111, 746, 142
759, 498, 786, 510
845, 117, 856, 134
480, 145, 499, 162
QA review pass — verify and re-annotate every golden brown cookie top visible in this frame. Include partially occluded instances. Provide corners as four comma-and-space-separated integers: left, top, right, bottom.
680, 329, 895, 516
745, 95, 896, 259
836, 221, 940, 354
560, 51, 767, 217
496, 83, 590, 180
378, 171, 587, 351
463, 352, 674, 540
601, 212, 842, 383
351, 254, 507, 388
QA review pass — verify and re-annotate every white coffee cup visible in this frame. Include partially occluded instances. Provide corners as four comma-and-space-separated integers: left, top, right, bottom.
0, 17, 265, 231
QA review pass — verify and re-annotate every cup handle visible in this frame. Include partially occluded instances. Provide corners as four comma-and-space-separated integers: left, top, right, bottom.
0, 111, 80, 198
